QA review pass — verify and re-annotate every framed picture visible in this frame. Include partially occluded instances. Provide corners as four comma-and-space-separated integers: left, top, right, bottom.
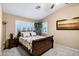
56, 17, 79, 30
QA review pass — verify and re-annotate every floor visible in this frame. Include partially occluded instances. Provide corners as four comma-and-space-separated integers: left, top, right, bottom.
2, 44, 79, 56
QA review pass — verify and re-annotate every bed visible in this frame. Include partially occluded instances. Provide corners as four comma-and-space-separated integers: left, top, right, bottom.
17, 32, 54, 56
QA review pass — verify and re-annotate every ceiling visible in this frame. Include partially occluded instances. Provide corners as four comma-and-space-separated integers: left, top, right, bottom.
2, 3, 66, 20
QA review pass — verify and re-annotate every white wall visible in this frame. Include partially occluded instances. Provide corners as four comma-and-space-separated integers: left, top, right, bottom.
2, 13, 37, 49
3, 13, 36, 41
0, 4, 2, 55
43, 4, 79, 49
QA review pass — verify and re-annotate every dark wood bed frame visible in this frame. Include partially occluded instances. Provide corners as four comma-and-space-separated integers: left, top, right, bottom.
19, 35, 54, 56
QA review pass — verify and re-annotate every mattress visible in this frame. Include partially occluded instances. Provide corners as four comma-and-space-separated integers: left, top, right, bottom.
19, 35, 46, 53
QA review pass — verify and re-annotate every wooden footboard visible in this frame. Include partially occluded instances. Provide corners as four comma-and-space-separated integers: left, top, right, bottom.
32, 36, 53, 56
19, 35, 54, 56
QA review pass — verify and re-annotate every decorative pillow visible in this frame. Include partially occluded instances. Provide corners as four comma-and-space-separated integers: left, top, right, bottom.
21, 32, 30, 37
30, 32, 36, 36
26, 32, 30, 37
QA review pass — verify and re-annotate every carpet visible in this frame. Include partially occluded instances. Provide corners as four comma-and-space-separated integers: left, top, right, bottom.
2, 44, 79, 56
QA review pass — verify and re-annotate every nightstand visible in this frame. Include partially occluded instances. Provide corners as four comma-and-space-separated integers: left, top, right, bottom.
8, 38, 18, 49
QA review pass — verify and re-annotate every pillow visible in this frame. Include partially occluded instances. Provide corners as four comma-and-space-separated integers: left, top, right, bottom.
21, 32, 30, 37
30, 32, 36, 36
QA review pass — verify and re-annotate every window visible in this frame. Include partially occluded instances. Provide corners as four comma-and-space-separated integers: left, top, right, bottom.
16, 20, 35, 33
42, 22, 48, 33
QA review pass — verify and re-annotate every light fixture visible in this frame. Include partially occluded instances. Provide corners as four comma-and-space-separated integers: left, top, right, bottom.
35, 5, 41, 9
51, 4, 54, 8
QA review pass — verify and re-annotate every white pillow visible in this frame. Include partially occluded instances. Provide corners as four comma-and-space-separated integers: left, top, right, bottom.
21, 32, 30, 37
30, 32, 36, 36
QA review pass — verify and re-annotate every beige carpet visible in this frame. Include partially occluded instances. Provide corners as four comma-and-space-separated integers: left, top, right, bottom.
2, 44, 79, 56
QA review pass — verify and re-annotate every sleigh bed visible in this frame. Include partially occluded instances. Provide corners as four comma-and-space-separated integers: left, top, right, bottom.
17, 32, 54, 56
